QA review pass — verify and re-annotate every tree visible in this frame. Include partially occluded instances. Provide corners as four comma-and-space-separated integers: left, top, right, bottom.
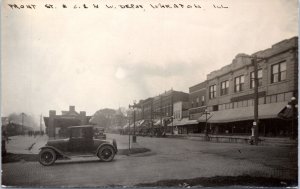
90, 109, 116, 128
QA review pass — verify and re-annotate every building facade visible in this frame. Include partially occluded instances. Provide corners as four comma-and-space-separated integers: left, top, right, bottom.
188, 81, 207, 121
44, 106, 91, 138
201, 36, 298, 136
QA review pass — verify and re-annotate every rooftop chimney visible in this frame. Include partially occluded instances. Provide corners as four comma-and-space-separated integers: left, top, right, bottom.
69, 106, 75, 112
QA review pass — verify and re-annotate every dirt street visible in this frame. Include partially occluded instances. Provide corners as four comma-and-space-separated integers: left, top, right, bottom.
2, 134, 297, 187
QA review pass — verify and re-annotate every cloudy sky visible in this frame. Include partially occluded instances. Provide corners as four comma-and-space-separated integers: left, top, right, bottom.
1, 0, 298, 125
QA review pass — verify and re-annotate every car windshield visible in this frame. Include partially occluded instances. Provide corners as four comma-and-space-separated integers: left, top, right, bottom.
71, 127, 93, 139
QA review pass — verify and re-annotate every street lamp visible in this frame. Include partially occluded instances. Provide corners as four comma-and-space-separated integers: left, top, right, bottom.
129, 101, 140, 143
204, 109, 210, 141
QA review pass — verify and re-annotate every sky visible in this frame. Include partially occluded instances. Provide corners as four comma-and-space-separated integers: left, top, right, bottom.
1, 0, 298, 127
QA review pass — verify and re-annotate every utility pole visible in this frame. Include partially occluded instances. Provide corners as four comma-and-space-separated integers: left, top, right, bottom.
128, 117, 131, 152
171, 91, 174, 134
252, 57, 259, 145
21, 113, 25, 135
129, 101, 140, 143
40, 114, 43, 133
160, 94, 163, 129
150, 103, 153, 137
239, 55, 267, 145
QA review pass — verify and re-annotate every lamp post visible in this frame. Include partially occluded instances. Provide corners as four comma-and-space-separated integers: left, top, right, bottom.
204, 109, 210, 141
289, 97, 297, 140
171, 115, 174, 134
129, 101, 140, 143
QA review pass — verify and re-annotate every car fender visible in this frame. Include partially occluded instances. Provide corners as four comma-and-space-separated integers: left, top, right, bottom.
96, 143, 117, 155
40, 146, 68, 158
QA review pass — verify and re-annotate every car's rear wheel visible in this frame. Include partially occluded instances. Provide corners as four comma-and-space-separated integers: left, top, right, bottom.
39, 149, 56, 166
97, 145, 115, 162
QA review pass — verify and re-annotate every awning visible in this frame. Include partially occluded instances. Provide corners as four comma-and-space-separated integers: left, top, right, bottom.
153, 119, 161, 126
207, 101, 288, 123
168, 118, 198, 127
123, 123, 129, 129
137, 120, 145, 127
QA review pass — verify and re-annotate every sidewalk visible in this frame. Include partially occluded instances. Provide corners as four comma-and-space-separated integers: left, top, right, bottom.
166, 133, 297, 146
6, 135, 48, 154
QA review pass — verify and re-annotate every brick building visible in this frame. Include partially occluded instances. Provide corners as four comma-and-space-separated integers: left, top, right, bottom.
44, 106, 91, 138
189, 36, 298, 137
128, 90, 189, 135
189, 81, 207, 120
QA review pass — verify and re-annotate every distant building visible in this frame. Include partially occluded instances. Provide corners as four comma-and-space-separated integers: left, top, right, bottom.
188, 81, 207, 120
125, 89, 189, 135
170, 101, 197, 134
44, 106, 91, 138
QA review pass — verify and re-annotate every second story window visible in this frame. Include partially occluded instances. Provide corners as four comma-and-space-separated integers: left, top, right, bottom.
250, 69, 263, 88
271, 62, 286, 83
234, 75, 244, 92
220, 80, 229, 95
209, 85, 217, 99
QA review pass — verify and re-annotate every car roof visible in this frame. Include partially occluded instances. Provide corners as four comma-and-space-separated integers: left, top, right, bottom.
68, 125, 94, 129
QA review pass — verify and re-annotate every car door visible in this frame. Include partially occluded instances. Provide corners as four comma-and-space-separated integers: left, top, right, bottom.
68, 128, 86, 153
68, 127, 94, 154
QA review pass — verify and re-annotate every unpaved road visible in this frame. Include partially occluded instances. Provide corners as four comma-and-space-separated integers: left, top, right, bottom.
2, 134, 297, 187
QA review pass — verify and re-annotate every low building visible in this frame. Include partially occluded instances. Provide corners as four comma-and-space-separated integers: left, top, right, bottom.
44, 106, 92, 138
169, 101, 198, 134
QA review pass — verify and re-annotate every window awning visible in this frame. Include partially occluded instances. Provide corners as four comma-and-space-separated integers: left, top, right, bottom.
168, 118, 198, 127
136, 120, 145, 127
123, 123, 129, 129
206, 101, 288, 123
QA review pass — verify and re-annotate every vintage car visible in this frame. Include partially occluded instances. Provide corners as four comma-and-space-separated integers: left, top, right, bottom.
38, 125, 117, 166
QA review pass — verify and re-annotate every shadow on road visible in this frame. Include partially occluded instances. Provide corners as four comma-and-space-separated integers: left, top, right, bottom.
135, 175, 298, 187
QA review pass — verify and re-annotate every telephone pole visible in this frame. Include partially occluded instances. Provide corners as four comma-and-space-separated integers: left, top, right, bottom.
129, 101, 140, 143
21, 113, 25, 134
40, 114, 43, 133
252, 57, 259, 145
249, 55, 267, 145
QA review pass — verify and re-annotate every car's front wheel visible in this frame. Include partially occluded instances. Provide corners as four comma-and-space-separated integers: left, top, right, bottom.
39, 149, 56, 166
97, 145, 115, 162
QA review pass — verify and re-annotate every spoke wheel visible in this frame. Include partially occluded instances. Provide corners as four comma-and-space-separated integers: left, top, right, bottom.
39, 149, 56, 166
97, 145, 115, 162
